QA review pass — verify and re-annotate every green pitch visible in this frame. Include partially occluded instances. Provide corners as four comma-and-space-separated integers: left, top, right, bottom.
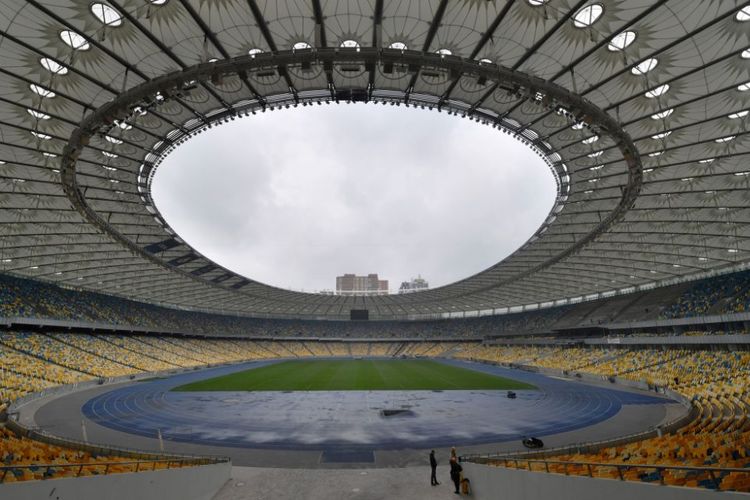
173, 359, 536, 392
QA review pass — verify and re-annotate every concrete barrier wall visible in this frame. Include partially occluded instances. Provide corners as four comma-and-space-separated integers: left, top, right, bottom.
463, 463, 750, 500
586, 335, 750, 345
0, 462, 231, 500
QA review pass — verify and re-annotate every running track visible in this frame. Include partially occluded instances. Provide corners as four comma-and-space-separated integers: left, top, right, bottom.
82, 359, 672, 451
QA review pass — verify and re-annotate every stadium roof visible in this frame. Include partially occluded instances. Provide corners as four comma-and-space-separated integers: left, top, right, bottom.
1, 0, 749, 320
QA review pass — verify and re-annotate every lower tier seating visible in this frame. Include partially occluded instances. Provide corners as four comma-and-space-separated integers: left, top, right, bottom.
2, 333, 749, 491
456, 344, 750, 492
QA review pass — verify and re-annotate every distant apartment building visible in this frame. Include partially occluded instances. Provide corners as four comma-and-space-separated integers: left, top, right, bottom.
398, 275, 429, 294
336, 273, 389, 295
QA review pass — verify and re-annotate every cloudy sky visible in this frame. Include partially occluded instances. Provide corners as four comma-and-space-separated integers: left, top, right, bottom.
152, 105, 556, 292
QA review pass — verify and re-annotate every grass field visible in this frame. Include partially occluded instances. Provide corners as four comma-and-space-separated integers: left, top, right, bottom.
173, 359, 536, 392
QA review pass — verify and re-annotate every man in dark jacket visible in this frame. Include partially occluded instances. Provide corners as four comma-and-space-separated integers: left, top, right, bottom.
429, 450, 439, 485
450, 456, 462, 494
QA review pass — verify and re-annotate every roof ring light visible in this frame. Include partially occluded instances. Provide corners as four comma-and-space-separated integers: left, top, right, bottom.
248, 48, 263, 57
651, 131, 671, 140
340, 39, 360, 50
631, 58, 658, 75
736, 6, 750, 21
40, 57, 68, 75
608, 31, 636, 51
27, 109, 51, 120
31, 131, 52, 140
149, 0, 168, 4
436, 48, 452, 56
60, 30, 90, 51
114, 120, 132, 130
582, 135, 599, 145
573, 4, 604, 28
91, 3, 123, 27
651, 109, 673, 120
644, 83, 669, 98
293, 41, 312, 50
29, 83, 56, 98
527, 0, 548, 5
388, 41, 407, 50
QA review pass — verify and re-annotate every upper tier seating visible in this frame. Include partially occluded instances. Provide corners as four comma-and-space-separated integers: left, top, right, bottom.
0, 273, 568, 337
6, 271, 750, 340
661, 270, 750, 319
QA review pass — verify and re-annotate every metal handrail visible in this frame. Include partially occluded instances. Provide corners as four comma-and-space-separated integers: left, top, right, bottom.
469, 456, 750, 490
0, 457, 226, 484
6, 420, 228, 464
461, 399, 697, 463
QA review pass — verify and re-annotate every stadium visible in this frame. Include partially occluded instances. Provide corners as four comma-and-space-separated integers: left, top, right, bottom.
1, 0, 750, 499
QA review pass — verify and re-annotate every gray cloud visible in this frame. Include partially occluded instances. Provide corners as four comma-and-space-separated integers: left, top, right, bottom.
151, 105, 556, 292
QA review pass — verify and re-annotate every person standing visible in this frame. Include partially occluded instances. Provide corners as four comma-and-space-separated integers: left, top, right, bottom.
429, 450, 439, 485
449, 456, 462, 494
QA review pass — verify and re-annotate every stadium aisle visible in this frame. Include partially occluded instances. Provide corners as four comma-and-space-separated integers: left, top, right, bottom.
213, 465, 465, 500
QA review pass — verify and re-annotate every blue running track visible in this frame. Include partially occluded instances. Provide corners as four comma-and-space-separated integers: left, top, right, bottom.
82, 359, 670, 451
